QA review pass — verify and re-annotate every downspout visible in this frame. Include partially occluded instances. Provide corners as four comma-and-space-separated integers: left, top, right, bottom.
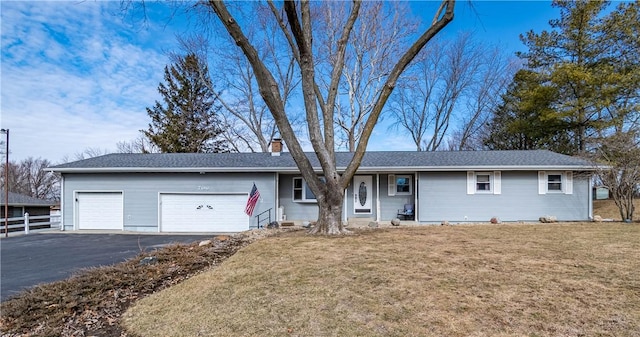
275, 172, 279, 221
414, 172, 419, 222
376, 173, 381, 222
60, 174, 65, 231
588, 173, 593, 220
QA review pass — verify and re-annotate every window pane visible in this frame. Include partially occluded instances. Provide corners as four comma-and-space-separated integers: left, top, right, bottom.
293, 190, 302, 200
476, 174, 491, 191
294, 178, 302, 188
396, 177, 410, 193
548, 174, 562, 191
305, 184, 316, 200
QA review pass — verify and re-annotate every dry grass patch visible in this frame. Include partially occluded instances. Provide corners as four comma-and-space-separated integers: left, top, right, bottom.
123, 223, 640, 337
0, 235, 254, 337
594, 199, 640, 221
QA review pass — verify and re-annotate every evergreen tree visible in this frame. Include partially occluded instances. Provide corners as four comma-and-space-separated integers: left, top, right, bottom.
143, 53, 228, 153
487, 0, 639, 155
484, 70, 573, 154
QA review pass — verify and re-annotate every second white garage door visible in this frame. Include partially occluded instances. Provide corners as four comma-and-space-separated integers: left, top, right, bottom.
160, 193, 249, 232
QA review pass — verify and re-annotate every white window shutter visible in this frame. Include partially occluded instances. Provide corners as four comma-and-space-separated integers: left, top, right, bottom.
467, 171, 475, 195
493, 171, 501, 195
538, 171, 546, 195
388, 174, 396, 196
565, 171, 573, 194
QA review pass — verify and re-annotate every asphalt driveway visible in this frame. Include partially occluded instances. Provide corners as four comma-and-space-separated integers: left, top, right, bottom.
0, 232, 216, 301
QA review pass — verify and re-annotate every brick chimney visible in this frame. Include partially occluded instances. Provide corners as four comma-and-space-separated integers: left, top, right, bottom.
271, 138, 282, 156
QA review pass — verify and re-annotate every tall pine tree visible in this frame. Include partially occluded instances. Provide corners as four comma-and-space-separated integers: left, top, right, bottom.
484, 70, 574, 154
486, 0, 639, 155
143, 53, 228, 153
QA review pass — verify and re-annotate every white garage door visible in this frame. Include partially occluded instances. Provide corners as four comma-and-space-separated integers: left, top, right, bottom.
76, 192, 123, 230
160, 194, 249, 232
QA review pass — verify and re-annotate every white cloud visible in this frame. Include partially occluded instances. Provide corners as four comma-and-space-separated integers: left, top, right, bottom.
1, 1, 179, 163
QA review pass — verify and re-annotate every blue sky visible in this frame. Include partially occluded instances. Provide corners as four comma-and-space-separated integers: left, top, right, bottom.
1, 1, 561, 163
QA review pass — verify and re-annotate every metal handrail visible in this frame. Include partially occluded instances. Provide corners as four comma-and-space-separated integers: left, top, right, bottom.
254, 208, 272, 229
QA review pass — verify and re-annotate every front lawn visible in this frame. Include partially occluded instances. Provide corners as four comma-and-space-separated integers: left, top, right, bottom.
123, 223, 640, 337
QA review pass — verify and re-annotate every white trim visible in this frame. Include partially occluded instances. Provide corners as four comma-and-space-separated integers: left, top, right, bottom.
538, 171, 573, 194
388, 174, 396, 196
588, 176, 593, 219
414, 173, 419, 221
60, 175, 65, 231
376, 174, 381, 222
564, 171, 573, 195
275, 173, 280, 222
467, 171, 475, 195
538, 171, 546, 195
292, 177, 318, 203
49, 165, 596, 174
343, 188, 348, 222
468, 171, 500, 195
493, 171, 501, 195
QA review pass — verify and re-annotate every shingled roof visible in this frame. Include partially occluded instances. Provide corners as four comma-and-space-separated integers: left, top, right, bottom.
0, 191, 57, 206
49, 150, 594, 173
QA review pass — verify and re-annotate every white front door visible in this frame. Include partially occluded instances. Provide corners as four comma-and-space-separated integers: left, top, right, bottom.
353, 176, 372, 214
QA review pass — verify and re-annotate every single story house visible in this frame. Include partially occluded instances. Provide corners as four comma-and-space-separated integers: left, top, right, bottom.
0, 191, 57, 219
49, 144, 595, 232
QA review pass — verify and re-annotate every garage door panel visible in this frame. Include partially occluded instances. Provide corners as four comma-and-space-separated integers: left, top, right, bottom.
160, 194, 248, 232
77, 192, 123, 230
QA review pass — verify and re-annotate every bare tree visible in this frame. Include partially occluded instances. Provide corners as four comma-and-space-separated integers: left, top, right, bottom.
1, 158, 60, 201
207, 0, 454, 234
315, 2, 418, 151
590, 131, 640, 222
390, 32, 512, 151
58, 147, 111, 164
448, 49, 517, 150
178, 4, 301, 153
116, 135, 160, 153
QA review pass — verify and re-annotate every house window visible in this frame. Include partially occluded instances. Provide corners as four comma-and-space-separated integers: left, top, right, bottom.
467, 171, 501, 195
476, 173, 492, 192
395, 175, 412, 194
547, 174, 562, 192
539, 171, 573, 194
292, 177, 318, 202
387, 174, 413, 196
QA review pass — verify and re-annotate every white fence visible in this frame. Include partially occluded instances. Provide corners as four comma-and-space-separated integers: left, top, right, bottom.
0, 213, 61, 235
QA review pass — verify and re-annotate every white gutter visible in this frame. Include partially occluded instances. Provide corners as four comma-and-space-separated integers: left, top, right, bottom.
376, 173, 381, 222
48, 165, 595, 174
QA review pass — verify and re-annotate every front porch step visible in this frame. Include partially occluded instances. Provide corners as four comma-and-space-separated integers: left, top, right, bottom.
347, 217, 376, 228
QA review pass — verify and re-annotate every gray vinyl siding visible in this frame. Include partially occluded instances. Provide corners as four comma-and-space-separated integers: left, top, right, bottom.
378, 174, 414, 221
278, 174, 319, 221
62, 172, 276, 231
418, 171, 589, 222
279, 173, 415, 222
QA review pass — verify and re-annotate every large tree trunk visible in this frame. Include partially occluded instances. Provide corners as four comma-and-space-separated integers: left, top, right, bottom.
209, 0, 455, 235
309, 184, 347, 235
